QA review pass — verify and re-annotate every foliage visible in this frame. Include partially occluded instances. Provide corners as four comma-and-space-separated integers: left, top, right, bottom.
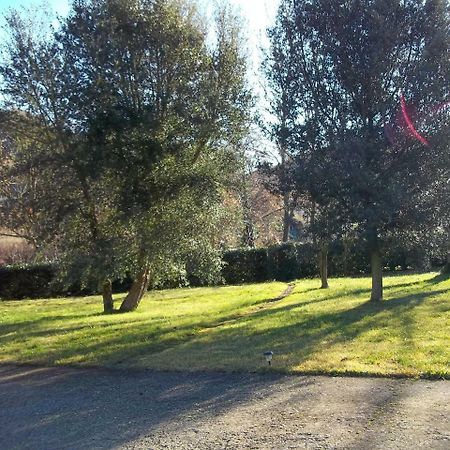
267, 0, 450, 300
1, 273, 448, 378
222, 247, 269, 284
267, 242, 316, 281
223, 239, 446, 285
0, 264, 56, 299
1, 236, 445, 299
0, 0, 252, 308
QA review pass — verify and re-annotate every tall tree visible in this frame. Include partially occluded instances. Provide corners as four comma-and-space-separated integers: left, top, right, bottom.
263, 0, 300, 243
268, 0, 450, 300
266, 0, 350, 289
0, 0, 251, 312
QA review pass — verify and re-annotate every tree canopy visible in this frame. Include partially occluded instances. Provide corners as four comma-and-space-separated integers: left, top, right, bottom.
267, 0, 450, 300
0, 0, 252, 311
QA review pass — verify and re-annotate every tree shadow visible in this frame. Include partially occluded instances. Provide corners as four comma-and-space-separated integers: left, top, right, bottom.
0, 286, 293, 367
2, 274, 447, 375
144, 283, 449, 375
427, 272, 450, 285
0, 364, 315, 450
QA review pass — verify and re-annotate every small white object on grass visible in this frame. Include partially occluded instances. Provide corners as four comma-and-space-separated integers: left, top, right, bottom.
263, 351, 273, 365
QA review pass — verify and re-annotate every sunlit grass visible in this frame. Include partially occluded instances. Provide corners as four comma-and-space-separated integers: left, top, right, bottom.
1, 273, 449, 378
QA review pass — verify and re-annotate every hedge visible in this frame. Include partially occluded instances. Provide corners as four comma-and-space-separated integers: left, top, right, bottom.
222, 243, 316, 285
0, 241, 446, 299
222, 240, 445, 285
0, 264, 56, 299
0, 264, 134, 300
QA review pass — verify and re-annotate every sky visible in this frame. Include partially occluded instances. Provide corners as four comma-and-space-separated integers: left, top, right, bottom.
0, 0, 280, 57
0, 0, 280, 94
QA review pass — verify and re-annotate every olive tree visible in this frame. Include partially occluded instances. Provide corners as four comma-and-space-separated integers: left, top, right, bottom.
1, 0, 251, 311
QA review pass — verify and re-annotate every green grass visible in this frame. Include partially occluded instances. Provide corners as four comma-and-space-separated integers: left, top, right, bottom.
1, 273, 449, 378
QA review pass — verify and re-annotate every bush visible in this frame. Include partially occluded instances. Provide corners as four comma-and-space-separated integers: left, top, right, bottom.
222, 247, 268, 284
222, 239, 443, 285
0, 264, 56, 299
267, 243, 317, 281
1, 240, 445, 299
328, 239, 371, 275
222, 243, 317, 284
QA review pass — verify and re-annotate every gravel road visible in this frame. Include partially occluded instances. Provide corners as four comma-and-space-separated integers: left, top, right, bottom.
1, 364, 448, 450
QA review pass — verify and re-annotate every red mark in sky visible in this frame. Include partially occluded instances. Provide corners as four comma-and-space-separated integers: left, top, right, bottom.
399, 94, 429, 146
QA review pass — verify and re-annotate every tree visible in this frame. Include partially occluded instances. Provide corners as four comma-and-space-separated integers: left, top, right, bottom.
0, 0, 251, 312
268, 0, 450, 300
0, 110, 72, 254
263, 0, 300, 244
265, 0, 351, 289
432, 104, 450, 272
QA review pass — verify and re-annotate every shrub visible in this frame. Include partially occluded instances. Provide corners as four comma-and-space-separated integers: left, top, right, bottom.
267, 242, 317, 281
222, 247, 268, 284
222, 243, 317, 284
1, 240, 445, 299
328, 239, 371, 275
222, 239, 442, 285
0, 264, 56, 299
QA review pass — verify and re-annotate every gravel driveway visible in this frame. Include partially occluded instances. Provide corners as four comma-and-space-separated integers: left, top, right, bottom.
0, 364, 448, 450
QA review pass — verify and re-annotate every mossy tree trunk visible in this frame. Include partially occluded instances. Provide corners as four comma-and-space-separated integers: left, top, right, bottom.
119, 267, 150, 312
319, 243, 329, 289
282, 193, 291, 243
102, 279, 114, 313
370, 246, 383, 302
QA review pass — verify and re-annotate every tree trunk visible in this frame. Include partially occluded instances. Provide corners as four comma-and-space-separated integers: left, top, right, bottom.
243, 221, 255, 247
282, 193, 291, 242
342, 237, 349, 275
241, 171, 255, 248
119, 267, 150, 312
102, 279, 114, 313
319, 244, 329, 289
370, 248, 383, 302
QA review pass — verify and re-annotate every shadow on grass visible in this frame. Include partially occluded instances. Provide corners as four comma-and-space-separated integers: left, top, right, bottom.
140, 283, 449, 377
427, 272, 450, 284
1, 275, 448, 377
0, 286, 292, 367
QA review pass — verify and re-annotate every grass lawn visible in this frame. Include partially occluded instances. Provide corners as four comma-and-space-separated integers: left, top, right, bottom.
0, 273, 449, 378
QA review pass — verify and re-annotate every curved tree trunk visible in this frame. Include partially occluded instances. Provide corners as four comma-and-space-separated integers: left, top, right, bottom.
119, 267, 150, 312
102, 279, 114, 314
319, 244, 329, 289
370, 247, 383, 302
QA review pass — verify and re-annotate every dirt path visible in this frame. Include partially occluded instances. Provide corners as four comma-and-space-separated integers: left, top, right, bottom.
0, 364, 448, 450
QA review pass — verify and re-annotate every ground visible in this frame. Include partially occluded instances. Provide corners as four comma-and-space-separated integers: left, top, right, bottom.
1, 364, 449, 450
2, 273, 449, 448
1, 273, 449, 377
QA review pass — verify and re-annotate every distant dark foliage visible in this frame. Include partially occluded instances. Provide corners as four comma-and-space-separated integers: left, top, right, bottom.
0, 265, 131, 300
0, 265, 57, 299
222, 241, 446, 285
1, 241, 446, 299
